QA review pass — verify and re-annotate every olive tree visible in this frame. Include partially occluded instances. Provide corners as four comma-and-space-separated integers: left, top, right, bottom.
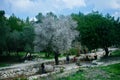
72, 12, 116, 57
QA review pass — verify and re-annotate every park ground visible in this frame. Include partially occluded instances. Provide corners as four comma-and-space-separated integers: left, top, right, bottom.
37, 49, 120, 80
0, 49, 120, 80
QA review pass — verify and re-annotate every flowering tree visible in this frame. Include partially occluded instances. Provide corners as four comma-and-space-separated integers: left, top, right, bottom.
34, 13, 79, 65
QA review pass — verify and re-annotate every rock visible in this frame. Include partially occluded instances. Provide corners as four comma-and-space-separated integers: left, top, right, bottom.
92, 60, 98, 65
92, 60, 103, 65
17, 71, 23, 75
54, 68, 60, 72
2, 74, 8, 79
45, 65, 54, 72
32, 68, 38, 73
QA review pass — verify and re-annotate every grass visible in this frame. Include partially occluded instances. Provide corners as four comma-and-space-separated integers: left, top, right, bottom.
99, 63, 120, 80
100, 63, 120, 75
10, 63, 120, 80
0, 63, 10, 67
57, 70, 85, 80
57, 63, 120, 80
111, 49, 120, 56
0, 52, 26, 67
0, 52, 65, 67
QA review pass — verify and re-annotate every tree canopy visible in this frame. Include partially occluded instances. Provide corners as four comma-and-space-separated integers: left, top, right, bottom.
72, 11, 120, 56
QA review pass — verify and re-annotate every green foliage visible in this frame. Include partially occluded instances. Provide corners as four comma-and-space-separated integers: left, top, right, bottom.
0, 10, 35, 61
60, 67, 64, 73
8, 14, 25, 31
22, 26, 35, 53
0, 63, 9, 67
68, 48, 78, 55
35, 12, 44, 23
0, 10, 10, 54
72, 11, 117, 56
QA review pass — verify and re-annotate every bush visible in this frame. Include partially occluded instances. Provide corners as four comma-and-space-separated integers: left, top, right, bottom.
68, 48, 78, 55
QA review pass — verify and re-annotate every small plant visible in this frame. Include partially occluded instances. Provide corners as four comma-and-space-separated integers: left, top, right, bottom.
68, 48, 78, 55
60, 67, 64, 73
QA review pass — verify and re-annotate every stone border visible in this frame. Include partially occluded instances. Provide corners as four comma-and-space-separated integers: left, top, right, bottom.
0, 56, 74, 79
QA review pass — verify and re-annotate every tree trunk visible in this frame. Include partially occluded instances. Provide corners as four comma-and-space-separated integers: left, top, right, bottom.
0, 51, 3, 55
16, 51, 20, 61
104, 47, 109, 57
54, 52, 59, 65
24, 52, 28, 59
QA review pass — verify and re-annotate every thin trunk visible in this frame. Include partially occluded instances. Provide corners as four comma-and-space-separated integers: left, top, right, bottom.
24, 52, 28, 59
0, 51, 3, 55
16, 51, 20, 61
54, 52, 59, 65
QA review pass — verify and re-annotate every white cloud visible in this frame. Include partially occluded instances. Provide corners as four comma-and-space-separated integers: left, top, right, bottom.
5, 14, 10, 18
5, 0, 38, 13
62, 0, 86, 9
113, 11, 120, 19
86, 0, 120, 11
3, 0, 86, 15
1, 0, 120, 19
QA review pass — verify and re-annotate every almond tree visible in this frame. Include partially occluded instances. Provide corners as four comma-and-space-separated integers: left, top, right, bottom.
34, 13, 79, 65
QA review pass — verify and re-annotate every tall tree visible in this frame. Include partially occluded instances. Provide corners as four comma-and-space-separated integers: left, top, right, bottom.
34, 13, 79, 65
0, 10, 10, 55
72, 12, 115, 57
8, 14, 25, 31
35, 13, 44, 23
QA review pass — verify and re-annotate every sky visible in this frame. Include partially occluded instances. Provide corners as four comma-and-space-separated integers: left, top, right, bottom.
0, 0, 120, 20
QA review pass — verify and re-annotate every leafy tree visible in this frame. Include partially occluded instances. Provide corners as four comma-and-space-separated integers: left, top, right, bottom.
22, 26, 35, 53
35, 13, 44, 23
113, 17, 120, 47
34, 13, 79, 65
0, 10, 10, 55
8, 14, 25, 31
72, 12, 115, 57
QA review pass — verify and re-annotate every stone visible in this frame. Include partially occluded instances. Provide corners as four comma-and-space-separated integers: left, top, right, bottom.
92, 60, 103, 65
2, 74, 8, 79
32, 68, 38, 73
45, 65, 54, 72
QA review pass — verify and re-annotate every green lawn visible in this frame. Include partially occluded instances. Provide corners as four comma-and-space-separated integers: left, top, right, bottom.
100, 63, 120, 76
57, 63, 120, 80
58, 71, 85, 80
0, 63, 10, 67
111, 49, 120, 56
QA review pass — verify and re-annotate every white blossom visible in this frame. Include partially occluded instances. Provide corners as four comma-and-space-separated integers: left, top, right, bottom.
34, 14, 79, 53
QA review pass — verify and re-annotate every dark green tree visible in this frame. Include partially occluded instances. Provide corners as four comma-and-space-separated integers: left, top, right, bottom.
72, 12, 115, 57
35, 13, 44, 23
8, 14, 25, 31
0, 10, 10, 55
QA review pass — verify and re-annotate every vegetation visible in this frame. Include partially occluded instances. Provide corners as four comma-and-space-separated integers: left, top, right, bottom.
111, 49, 120, 56
0, 10, 120, 65
0, 10, 34, 62
72, 11, 120, 57
58, 71, 85, 80
57, 63, 120, 80
34, 12, 79, 65
101, 63, 120, 75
